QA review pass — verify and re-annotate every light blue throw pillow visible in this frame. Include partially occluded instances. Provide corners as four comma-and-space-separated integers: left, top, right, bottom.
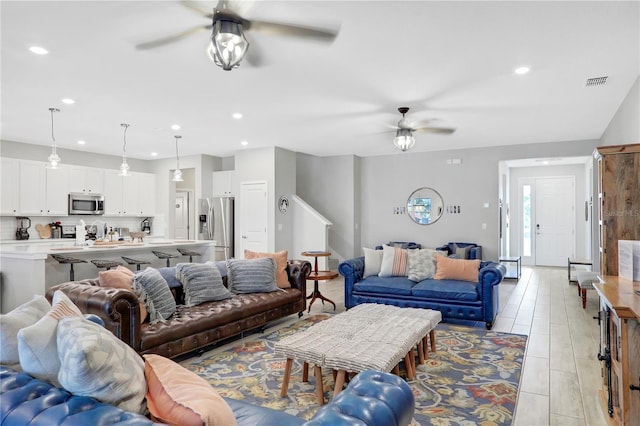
176, 262, 233, 306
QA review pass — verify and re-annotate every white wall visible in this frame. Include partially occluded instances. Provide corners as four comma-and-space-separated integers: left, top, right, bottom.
600, 76, 640, 146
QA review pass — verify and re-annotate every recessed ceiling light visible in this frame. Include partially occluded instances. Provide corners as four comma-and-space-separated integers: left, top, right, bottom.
29, 46, 48, 55
77, 140, 86, 145
151, 152, 158, 157
514, 66, 530, 75
62, 98, 75, 104
240, 140, 248, 146
233, 113, 243, 119
171, 124, 181, 130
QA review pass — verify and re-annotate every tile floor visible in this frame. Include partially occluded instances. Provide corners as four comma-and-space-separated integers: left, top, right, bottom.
303, 265, 609, 426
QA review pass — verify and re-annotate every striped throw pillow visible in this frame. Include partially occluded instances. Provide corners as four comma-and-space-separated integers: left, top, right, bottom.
227, 258, 279, 294
379, 245, 409, 277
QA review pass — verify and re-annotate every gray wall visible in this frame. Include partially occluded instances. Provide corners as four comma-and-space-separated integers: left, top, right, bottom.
274, 147, 296, 253
298, 139, 600, 262
600, 76, 640, 146
296, 154, 361, 261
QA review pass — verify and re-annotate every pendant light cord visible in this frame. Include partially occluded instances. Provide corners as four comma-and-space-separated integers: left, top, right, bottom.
49, 108, 60, 153
121, 123, 129, 162
174, 135, 181, 169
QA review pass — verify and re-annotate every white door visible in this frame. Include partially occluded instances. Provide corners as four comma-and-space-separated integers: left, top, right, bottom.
240, 181, 268, 254
175, 191, 189, 240
535, 177, 575, 266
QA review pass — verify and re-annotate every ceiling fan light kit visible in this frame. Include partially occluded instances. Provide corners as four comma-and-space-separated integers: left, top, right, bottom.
207, 14, 249, 70
394, 128, 416, 152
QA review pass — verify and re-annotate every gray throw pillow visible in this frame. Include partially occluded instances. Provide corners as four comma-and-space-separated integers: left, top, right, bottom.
227, 258, 279, 294
133, 268, 176, 323
453, 243, 471, 259
407, 248, 439, 282
176, 262, 233, 306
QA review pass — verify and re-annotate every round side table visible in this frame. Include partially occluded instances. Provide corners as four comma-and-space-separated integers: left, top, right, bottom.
301, 251, 338, 313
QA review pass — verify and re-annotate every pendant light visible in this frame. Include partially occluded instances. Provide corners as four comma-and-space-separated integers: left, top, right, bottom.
172, 135, 183, 182
47, 107, 61, 169
393, 128, 415, 152
118, 123, 131, 176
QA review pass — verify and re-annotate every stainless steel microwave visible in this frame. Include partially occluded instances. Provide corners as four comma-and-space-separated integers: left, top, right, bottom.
68, 193, 104, 215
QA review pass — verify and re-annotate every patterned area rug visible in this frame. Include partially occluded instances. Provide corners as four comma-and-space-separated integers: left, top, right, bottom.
180, 314, 527, 425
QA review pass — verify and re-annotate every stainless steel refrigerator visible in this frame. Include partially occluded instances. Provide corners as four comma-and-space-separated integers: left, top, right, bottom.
199, 197, 234, 261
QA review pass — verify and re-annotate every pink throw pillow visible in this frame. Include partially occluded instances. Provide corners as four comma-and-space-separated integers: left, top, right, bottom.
98, 266, 148, 322
434, 256, 480, 282
244, 249, 290, 288
144, 354, 237, 426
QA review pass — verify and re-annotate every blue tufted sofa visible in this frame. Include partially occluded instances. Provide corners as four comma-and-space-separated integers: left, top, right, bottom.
339, 257, 505, 329
0, 367, 414, 426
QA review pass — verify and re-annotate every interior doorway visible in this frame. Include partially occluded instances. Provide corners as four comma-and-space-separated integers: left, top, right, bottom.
239, 181, 268, 253
175, 191, 191, 240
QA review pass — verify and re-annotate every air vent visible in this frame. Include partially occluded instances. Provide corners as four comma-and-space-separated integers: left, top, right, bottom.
586, 76, 608, 87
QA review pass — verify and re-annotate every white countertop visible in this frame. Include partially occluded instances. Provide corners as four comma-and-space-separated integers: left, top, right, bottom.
0, 239, 215, 259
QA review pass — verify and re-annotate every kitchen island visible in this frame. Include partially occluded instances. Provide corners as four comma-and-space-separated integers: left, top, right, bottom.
0, 239, 215, 313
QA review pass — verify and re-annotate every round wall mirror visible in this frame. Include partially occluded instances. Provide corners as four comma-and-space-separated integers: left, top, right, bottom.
407, 187, 444, 225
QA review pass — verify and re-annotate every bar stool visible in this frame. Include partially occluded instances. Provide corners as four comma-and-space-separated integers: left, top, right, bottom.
152, 250, 179, 267
50, 254, 87, 281
176, 248, 202, 263
90, 259, 123, 271
121, 256, 151, 271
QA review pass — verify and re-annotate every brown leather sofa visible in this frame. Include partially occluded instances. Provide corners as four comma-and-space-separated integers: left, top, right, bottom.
46, 260, 311, 359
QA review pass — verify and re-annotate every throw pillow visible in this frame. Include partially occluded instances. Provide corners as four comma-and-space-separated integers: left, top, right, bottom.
363, 247, 383, 278
157, 266, 183, 289
227, 258, 279, 294
17, 290, 82, 385
57, 316, 146, 415
453, 243, 471, 260
144, 354, 237, 426
0, 295, 51, 365
133, 267, 176, 323
176, 262, 233, 306
406, 248, 440, 282
99, 266, 148, 323
244, 249, 290, 288
378, 245, 409, 277
434, 256, 481, 282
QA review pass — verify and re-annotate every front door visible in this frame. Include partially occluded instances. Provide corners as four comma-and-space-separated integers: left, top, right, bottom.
239, 181, 268, 254
534, 176, 575, 266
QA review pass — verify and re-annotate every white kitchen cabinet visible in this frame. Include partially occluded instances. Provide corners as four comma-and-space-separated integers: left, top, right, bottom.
18, 160, 69, 216
212, 170, 235, 196
45, 167, 69, 215
137, 173, 156, 216
104, 170, 156, 216
68, 166, 104, 194
1, 158, 20, 215
18, 160, 46, 215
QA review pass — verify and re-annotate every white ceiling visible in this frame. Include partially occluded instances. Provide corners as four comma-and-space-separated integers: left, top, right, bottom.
1, 1, 638, 161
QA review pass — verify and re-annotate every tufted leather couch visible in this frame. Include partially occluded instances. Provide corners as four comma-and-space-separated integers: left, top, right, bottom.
339, 257, 505, 329
46, 260, 312, 359
0, 367, 415, 426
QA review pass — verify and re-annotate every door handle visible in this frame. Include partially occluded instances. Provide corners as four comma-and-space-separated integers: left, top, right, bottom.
242, 235, 247, 239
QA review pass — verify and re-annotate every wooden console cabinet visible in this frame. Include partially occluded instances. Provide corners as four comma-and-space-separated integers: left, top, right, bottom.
594, 144, 640, 276
594, 276, 640, 425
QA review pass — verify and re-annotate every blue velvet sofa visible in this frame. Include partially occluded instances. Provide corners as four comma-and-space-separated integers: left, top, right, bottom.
0, 367, 414, 426
339, 257, 505, 329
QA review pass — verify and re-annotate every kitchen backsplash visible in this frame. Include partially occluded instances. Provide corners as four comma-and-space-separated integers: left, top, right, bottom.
0, 216, 155, 241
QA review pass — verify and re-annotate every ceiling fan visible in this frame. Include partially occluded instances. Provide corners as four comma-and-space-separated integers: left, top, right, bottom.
391, 107, 456, 152
135, 0, 339, 70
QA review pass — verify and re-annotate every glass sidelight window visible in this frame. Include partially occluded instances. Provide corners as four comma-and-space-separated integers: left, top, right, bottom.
522, 184, 532, 257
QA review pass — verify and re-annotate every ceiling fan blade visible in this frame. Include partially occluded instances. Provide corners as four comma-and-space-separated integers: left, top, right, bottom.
135, 25, 211, 50
414, 127, 456, 134
246, 20, 339, 42
181, 0, 214, 18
